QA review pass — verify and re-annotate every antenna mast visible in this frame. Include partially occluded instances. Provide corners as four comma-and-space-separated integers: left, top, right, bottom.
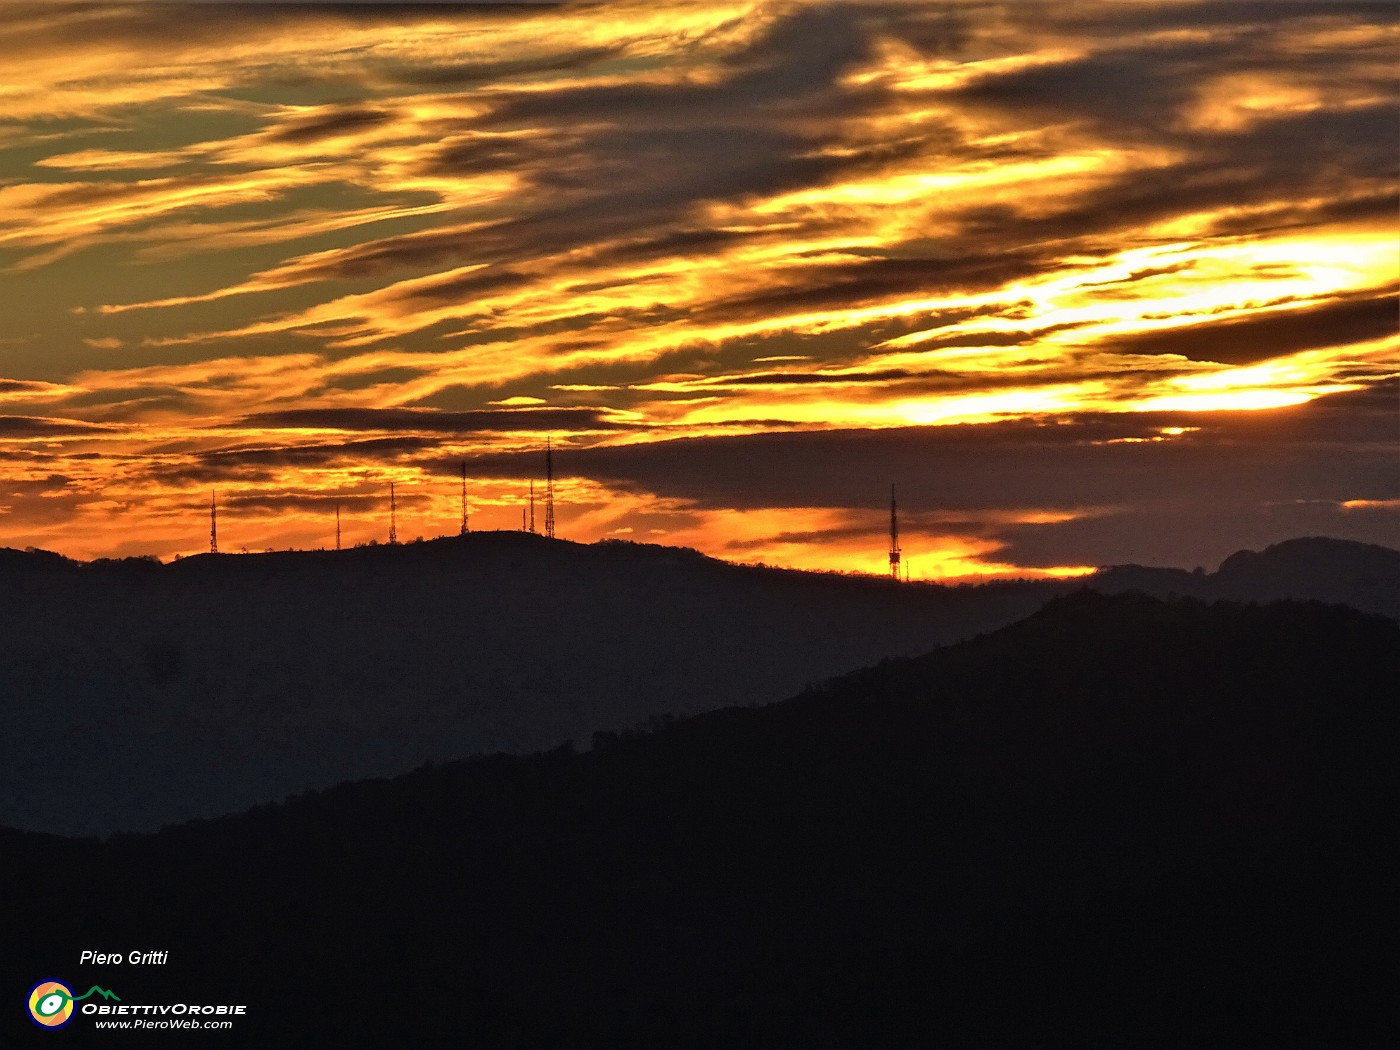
335, 503, 341, 551
389, 482, 398, 545
459, 460, 469, 535
888, 484, 901, 580
529, 480, 536, 534
544, 437, 555, 539
209, 489, 218, 554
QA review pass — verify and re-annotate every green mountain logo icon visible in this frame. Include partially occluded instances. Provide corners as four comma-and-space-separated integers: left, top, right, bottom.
75, 986, 121, 1003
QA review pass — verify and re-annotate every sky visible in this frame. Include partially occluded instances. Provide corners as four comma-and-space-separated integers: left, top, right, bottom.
0, 0, 1395, 578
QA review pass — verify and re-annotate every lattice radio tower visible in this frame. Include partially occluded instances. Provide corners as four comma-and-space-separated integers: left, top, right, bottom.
335, 503, 341, 551
389, 482, 398, 545
209, 489, 218, 554
528, 480, 536, 533
544, 437, 555, 539
459, 460, 469, 535
888, 484, 901, 580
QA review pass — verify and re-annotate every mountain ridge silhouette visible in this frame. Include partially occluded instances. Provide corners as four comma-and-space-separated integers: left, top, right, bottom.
1093, 534, 1400, 617
1, 532, 1394, 835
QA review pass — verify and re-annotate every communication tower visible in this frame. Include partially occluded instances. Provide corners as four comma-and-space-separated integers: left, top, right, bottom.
459, 461, 469, 535
888, 484, 901, 580
544, 438, 555, 539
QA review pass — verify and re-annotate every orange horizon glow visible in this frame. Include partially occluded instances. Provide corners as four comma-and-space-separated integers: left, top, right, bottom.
7, 470, 1108, 583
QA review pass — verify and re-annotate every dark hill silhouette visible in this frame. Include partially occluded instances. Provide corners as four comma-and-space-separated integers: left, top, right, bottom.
2, 593, 1389, 1047
0, 533, 1067, 835
1, 533, 1395, 835
1091, 535, 1400, 619
1215, 535, 1400, 610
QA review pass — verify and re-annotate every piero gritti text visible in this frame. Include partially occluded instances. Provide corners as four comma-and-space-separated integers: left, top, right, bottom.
81, 950, 169, 965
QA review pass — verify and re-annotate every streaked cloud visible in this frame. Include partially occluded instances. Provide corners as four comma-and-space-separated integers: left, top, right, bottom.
0, 1, 1393, 573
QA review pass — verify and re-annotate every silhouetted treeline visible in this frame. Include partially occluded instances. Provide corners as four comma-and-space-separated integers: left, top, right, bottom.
4, 593, 1390, 1047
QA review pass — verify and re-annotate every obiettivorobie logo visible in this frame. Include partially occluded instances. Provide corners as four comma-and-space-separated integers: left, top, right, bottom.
26, 979, 247, 1031
27, 981, 119, 1028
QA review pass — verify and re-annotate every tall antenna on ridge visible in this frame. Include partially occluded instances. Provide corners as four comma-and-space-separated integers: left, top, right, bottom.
459, 460, 469, 535
888, 484, 901, 580
210, 489, 218, 554
529, 479, 536, 534
335, 503, 341, 551
544, 437, 555, 539
389, 482, 398, 545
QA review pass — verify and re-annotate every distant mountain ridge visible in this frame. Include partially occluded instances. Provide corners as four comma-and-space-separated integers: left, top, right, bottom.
1091, 535, 1400, 619
3, 592, 1390, 1047
0, 533, 1394, 835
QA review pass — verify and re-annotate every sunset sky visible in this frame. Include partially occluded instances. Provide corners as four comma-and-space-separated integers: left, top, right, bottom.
0, 0, 1395, 578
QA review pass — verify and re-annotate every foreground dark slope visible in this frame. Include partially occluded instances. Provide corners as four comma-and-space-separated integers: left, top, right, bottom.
4, 593, 1391, 1047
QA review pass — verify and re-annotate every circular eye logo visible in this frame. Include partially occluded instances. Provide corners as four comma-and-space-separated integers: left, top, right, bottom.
28, 981, 74, 1028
